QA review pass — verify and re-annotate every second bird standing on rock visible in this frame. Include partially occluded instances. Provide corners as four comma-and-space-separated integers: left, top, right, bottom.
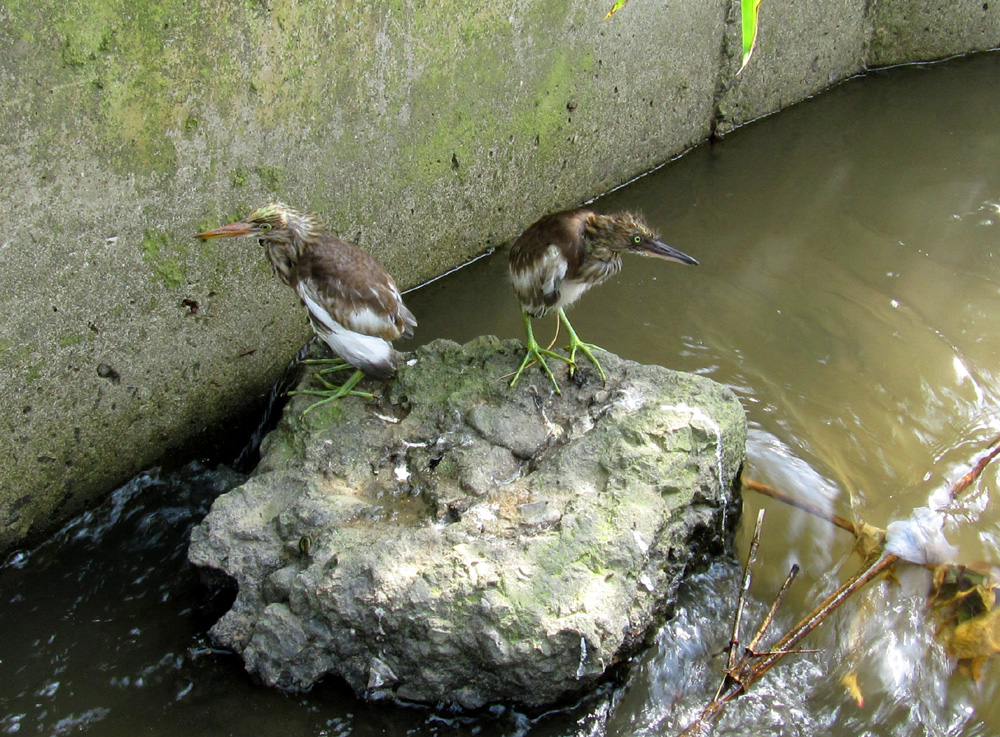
508, 208, 698, 394
196, 203, 416, 410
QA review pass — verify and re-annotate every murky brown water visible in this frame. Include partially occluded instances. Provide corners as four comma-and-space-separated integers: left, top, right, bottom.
4, 52, 1000, 737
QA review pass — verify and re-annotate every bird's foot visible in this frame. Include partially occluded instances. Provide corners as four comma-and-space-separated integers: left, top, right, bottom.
509, 342, 573, 395
288, 368, 373, 414
566, 340, 607, 382
301, 357, 353, 375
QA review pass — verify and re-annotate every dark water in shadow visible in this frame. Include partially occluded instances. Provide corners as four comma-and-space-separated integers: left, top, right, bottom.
4, 51, 1000, 737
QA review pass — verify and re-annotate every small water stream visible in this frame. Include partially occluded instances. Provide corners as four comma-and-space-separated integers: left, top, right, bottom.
4, 52, 1000, 736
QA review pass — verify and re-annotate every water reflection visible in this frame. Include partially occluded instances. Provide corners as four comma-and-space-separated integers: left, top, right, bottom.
4, 52, 1000, 737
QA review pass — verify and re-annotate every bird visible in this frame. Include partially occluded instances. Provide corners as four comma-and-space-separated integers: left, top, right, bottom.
196, 203, 416, 412
508, 208, 698, 394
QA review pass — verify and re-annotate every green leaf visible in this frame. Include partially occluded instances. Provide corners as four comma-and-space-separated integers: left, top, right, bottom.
604, 0, 628, 19
739, 0, 763, 74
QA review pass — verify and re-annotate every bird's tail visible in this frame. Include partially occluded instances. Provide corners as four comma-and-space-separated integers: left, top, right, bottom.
311, 317, 397, 379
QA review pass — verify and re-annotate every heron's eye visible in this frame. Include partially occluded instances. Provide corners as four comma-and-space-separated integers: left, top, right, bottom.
633, 235, 641, 244
258, 222, 273, 232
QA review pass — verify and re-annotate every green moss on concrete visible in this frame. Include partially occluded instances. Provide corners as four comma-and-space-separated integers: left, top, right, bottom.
0, 338, 37, 367
58, 333, 88, 348
6, 0, 246, 176
231, 167, 250, 188
8, 0, 595, 214
52, 0, 117, 67
396, 6, 589, 190
255, 165, 284, 193
141, 228, 187, 289
229, 165, 283, 193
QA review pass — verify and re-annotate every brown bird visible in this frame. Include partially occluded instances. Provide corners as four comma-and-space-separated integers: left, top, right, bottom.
196, 203, 416, 411
508, 208, 698, 394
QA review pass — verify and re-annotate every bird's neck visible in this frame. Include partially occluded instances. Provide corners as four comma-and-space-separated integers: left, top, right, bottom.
582, 215, 620, 263
577, 214, 623, 282
263, 214, 325, 285
264, 240, 300, 285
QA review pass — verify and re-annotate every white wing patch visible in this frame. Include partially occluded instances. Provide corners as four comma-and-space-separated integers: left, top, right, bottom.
512, 244, 571, 317
297, 282, 395, 378
345, 304, 396, 336
537, 245, 567, 304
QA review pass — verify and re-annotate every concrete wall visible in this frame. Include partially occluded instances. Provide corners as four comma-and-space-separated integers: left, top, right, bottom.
0, 0, 997, 552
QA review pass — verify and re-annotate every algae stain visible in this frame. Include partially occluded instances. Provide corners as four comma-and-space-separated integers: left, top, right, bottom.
248, 0, 339, 127
255, 165, 284, 193
230, 165, 284, 193
231, 167, 250, 188
396, 6, 593, 190
57, 333, 88, 348
51, 0, 118, 68
141, 228, 187, 289
25, 0, 241, 175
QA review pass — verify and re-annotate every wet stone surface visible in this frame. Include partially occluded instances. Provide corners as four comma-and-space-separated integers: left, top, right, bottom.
188, 336, 747, 709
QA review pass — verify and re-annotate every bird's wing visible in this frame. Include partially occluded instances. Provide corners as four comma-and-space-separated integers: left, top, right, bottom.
297, 280, 397, 378
509, 210, 590, 315
535, 245, 569, 307
510, 243, 567, 315
297, 238, 415, 341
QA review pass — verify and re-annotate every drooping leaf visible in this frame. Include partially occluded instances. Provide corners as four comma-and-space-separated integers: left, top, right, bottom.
738, 0, 763, 74
929, 562, 1000, 679
949, 607, 1000, 660
853, 522, 886, 562
604, 0, 628, 19
929, 562, 996, 622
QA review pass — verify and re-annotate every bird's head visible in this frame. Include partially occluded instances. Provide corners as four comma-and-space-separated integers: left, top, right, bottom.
195, 202, 323, 247
588, 212, 699, 266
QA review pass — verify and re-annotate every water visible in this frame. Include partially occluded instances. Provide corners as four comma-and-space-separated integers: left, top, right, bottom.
4, 52, 1000, 736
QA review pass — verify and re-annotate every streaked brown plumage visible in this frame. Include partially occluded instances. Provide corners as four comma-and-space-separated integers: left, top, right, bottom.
196, 203, 415, 404
508, 208, 698, 393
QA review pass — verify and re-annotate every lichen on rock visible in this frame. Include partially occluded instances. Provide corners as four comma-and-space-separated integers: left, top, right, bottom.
188, 336, 746, 709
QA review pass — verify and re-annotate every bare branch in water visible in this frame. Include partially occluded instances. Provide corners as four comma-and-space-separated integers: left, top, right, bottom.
676, 434, 1000, 735
677, 553, 897, 736
726, 510, 765, 672
946, 434, 1000, 501
742, 477, 857, 534
747, 564, 799, 654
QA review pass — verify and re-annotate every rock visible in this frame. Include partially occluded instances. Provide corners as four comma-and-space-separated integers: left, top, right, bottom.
188, 336, 746, 709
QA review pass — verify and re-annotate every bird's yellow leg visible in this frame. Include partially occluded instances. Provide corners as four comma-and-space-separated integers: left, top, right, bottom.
510, 311, 573, 394
558, 308, 607, 382
288, 368, 374, 414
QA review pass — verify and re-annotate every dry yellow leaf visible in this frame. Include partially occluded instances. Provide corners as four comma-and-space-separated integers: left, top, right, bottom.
840, 671, 864, 707
853, 522, 886, 561
948, 607, 1000, 661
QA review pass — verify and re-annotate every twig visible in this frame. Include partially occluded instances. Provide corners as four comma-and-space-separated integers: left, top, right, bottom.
946, 433, 1000, 501
747, 564, 799, 653
720, 564, 799, 690
678, 553, 897, 736
745, 553, 898, 680
742, 477, 857, 535
727, 510, 765, 671
744, 432, 1000, 532
676, 433, 1000, 736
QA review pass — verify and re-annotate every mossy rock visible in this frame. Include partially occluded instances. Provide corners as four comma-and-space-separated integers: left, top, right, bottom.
189, 336, 746, 709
